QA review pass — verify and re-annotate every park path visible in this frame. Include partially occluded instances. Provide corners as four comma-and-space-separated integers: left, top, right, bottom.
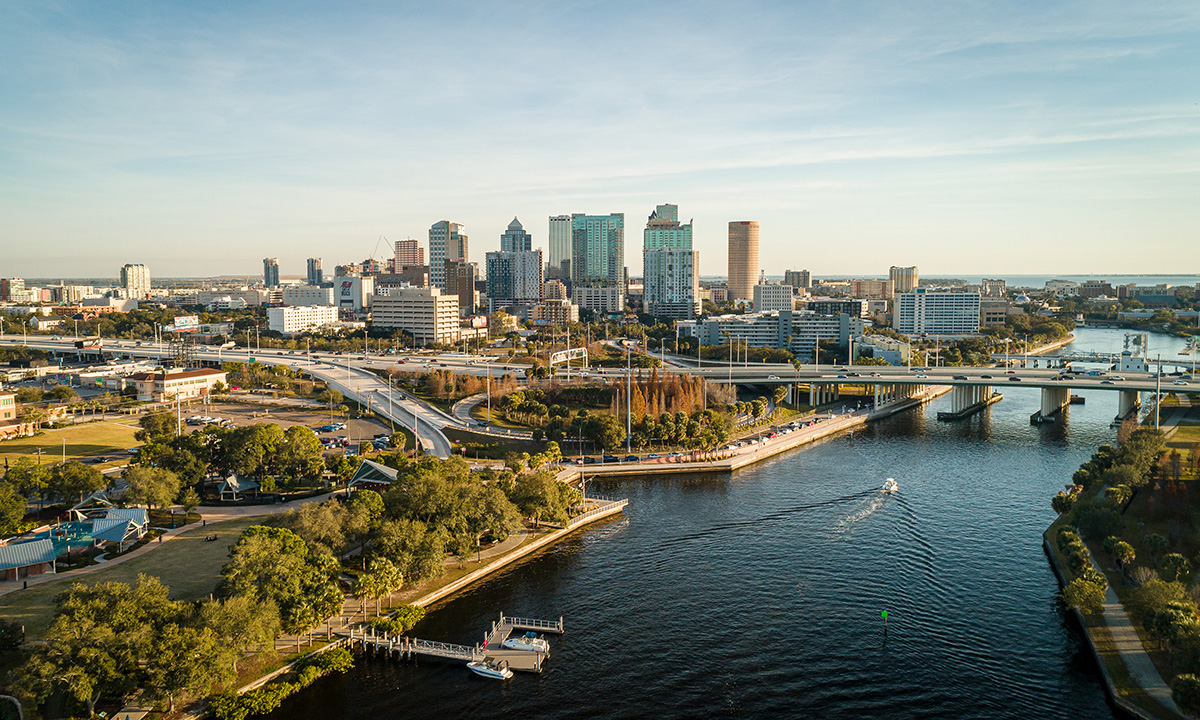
0, 492, 340, 597
1093, 554, 1183, 715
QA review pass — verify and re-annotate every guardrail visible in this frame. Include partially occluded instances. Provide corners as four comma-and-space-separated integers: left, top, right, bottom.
503, 614, 565, 634
568, 499, 629, 528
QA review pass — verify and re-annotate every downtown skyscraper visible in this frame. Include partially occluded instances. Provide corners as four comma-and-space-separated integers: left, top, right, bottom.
570, 213, 624, 314
487, 217, 542, 312
547, 214, 573, 279
306, 258, 323, 286
643, 204, 699, 319
429, 221, 468, 291
263, 257, 280, 288
727, 221, 760, 303
120, 263, 151, 298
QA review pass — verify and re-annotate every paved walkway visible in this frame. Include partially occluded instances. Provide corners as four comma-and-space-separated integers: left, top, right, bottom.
1093, 555, 1182, 715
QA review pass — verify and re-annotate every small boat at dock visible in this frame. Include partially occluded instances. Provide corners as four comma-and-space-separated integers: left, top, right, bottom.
502, 631, 550, 654
881, 478, 898, 494
468, 658, 513, 679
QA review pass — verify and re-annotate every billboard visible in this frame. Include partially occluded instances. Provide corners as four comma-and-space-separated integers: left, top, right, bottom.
173, 315, 200, 333
467, 315, 488, 328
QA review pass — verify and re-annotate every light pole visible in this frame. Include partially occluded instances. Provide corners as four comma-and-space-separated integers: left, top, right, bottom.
22, 320, 27, 346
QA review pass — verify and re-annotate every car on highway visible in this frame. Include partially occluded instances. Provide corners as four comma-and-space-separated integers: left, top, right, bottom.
837, 374, 847, 379
1009, 376, 1022, 382
953, 375, 967, 380
1006, 370, 1016, 374
768, 375, 780, 380
915, 374, 929, 379
981, 375, 993, 379
870, 372, 882, 378
1174, 380, 1190, 386
1101, 380, 1115, 385
1110, 376, 1126, 381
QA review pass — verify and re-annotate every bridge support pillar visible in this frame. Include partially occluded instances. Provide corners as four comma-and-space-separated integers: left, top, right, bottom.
1040, 386, 1070, 418
1118, 390, 1141, 419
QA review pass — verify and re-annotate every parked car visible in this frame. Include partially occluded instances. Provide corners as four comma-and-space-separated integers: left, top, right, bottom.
602, 454, 619, 463
647, 453, 662, 459
624, 455, 640, 462
582, 456, 597, 464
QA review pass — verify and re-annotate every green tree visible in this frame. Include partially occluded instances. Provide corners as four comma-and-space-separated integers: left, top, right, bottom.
4, 457, 50, 509
1111, 541, 1136, 578
1145, 533, 1169, 565
144, 623, 234, 712
347, 488, 385, 519
47, 384, 78, 401
1051, 491, 1075, 515
179, 487, 201, 514
135, 410, 178, 444
49, 461, 106, 503
197, 596, 281, 672
123, 466, 182, 510
0, 482, 28, 534
371, 519, 447, 582
277, 426, 325, 482
1172, 675, 1200, 718
354, 557, 404, 614
1162, 553, 1191, 583
218, 526, 343, 634
1103, 484, 1131, 507
1062, 577, 1105, 617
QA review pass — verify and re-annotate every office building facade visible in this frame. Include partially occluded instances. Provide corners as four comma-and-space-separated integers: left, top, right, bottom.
263, 258, 280, 288
895, 288, 981, 336
445, 260, 478, 315
727, 221, 760, 303
370, 287, 462, 345
679, 310, 863, 358
500, 218, 533, 251
784, 270, 811, 290
429, 221, 468, 291
120, 264, 151, 298
283, 285, 335, 306
753, 284, 794, 313
394, 239, 424, 269
548, 215, 574, 279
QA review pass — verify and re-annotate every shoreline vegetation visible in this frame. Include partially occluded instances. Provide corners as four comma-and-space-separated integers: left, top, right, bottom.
1047, 403, 1200, 719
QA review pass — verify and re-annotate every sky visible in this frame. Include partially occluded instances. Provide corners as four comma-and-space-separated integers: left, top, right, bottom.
1, 1, 1198, 280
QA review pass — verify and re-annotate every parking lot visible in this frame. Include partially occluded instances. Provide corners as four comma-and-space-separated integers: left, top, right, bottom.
185, 402, 393, 450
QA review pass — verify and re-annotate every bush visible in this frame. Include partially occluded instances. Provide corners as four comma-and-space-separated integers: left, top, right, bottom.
1131, 579, 1192, 625
210, 648, 354, 720
369, 605, 426, 635
1163, 553, 1192, 583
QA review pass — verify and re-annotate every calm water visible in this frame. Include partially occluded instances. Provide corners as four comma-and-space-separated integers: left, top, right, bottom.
270, 329, 1188, 720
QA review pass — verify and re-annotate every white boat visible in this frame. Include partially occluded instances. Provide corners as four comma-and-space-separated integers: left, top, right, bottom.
881, 478, 898, 494
467, 658, 513, 680
501, 631, 550, 654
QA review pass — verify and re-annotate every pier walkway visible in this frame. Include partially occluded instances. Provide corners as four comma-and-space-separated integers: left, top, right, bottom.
349, 611, 564, 673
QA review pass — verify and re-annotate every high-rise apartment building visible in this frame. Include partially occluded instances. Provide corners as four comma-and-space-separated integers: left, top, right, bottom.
889, 266, 919, 295
429, 221, 468, 291
120, 264, 151, 298
542, 279, 568, 301
263, 258, 280, 288
486, 249, 543, 313
643, 204, 699, 319
394, 239, 424, 268
569, 213, 624, 314
306, 258, 323, 286
548, 215, 574, 279
894, 288, 981, 336
500, 218, 532, 252
0, 278, 24, 302
784, 269, 812, 290
727, 221, 760, 303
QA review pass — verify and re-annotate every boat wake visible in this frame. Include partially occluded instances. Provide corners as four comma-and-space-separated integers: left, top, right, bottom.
660, 489, 876, 549
830, 488, 896, 537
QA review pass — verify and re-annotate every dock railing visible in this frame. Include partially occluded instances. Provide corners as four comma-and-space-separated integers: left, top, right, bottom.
501, 613, 565, 634
568, 498, 628, 529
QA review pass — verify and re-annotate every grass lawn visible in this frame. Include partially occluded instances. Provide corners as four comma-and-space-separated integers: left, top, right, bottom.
0, 419, 141, 464
0, 515, 264, 640
469, 405, 533, 431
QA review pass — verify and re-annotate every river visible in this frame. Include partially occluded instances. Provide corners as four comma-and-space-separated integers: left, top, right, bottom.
267, 328, 1189, 720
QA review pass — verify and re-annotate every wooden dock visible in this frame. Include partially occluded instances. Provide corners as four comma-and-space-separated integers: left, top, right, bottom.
349, 611, 563, 673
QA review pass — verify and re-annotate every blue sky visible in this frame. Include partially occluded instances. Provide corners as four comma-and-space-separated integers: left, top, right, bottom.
1, 1, 1198, 279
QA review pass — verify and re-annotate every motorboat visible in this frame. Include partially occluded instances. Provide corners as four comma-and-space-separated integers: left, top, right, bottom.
501, 631, 550, 654
467, 658, 513, 680
881, 478, 898, 494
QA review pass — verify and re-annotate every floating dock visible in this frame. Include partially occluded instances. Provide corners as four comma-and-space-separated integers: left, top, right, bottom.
349, 611, 564, 674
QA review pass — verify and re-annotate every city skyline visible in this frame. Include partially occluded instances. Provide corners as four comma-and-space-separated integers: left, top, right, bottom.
2, 2, 1198, 277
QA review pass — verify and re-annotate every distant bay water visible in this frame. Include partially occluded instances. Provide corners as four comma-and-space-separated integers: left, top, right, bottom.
731, 274, 1200, 288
